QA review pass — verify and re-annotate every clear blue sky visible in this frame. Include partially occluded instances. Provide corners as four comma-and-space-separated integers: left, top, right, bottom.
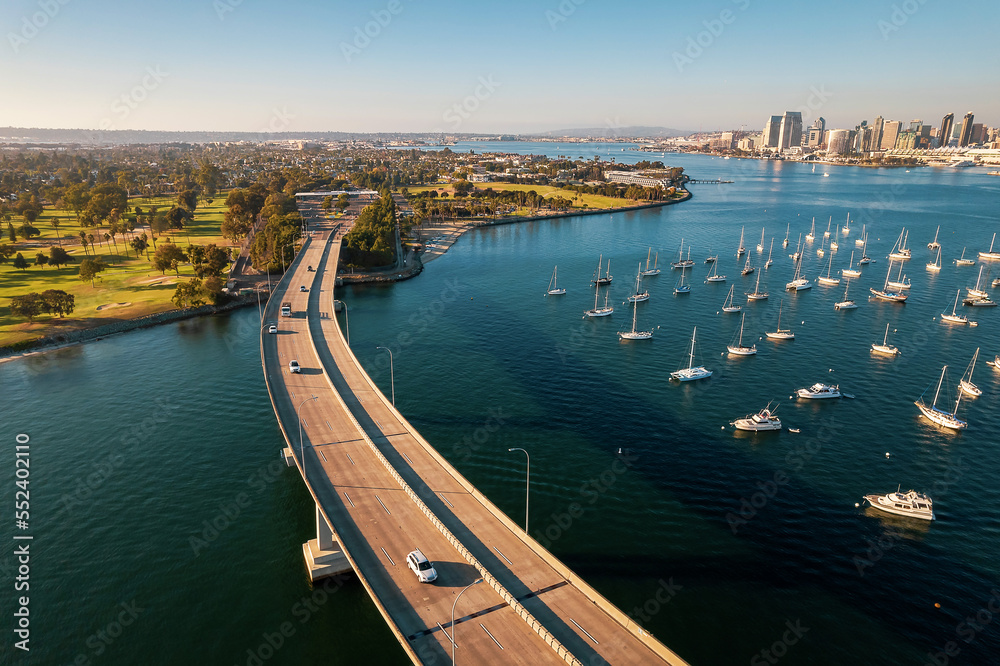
2, 0, 997, 133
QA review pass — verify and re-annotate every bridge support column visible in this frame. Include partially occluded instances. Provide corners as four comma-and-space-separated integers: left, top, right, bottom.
302, 504, 353, 583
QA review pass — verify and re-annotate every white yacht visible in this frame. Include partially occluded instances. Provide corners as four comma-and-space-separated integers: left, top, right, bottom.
765, 300, 794, 339
841, 212, 852, 236
670, 327, 712, 381
855, 224, 867, 248
940, 290, 972, 325
886, 261, 911, 291
823, 216, 832, 239
741, 254, 755, 276
834, 280, 857, 310
591, 255, 613, 285
871, 323, 901, 356
967, 265, 989, 299
731, 403, 782, 431
888, 228, 912, 261
671, 239, 694, 269
842, 250, 861, 278
927, 246, 942, 272
782, 223, 790, 248
726, 312, 757, 356
765, 238, 774, 269
817, 250, 841, 286
736, 226, 746, 257
927, 225, 940, 251
756, 227, 766, 253
746, 270, 768, 301
584, 283, 614, 318
618, 298, 652, 341
978, 232, 1000, 260
959, 348, 982, 397
705, 260, 726, 283
955, 247, 975, 266
722, 284, 741, 312
795, 383, 841, 399
863, 489, 934, 521
805, 217, 816, 243
546, 265, 566, 295
915, 365, 967, 430
870, 260, 908, 302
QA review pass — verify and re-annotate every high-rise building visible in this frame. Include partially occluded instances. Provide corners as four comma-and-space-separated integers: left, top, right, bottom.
812, 117, 826, 135
938, 113, 954, 148
908, 119, 923, 132
958, 112, 975, 147
778, 111, 803, 150
827, 129, 853, 156
872, 116, 885, 151
970, 123, 985, 145
880, 121, 901, 150
762, 115, 782, 148
806, 127, 824, 147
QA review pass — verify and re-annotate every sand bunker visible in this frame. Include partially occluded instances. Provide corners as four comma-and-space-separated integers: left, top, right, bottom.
95, 302, 132, 311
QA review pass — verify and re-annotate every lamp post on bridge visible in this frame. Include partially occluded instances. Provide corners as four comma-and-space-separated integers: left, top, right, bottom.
297, 395, 318, 478
450, 577, 483, 665
508, 448, 529, 534
334, 299, 350, 345
375, 346, 394, 406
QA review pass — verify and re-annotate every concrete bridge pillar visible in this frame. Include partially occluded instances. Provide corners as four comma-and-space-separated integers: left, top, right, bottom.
302, 505, 353, 583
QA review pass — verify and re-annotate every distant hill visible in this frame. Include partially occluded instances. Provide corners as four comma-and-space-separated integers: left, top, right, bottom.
0, 127, 435, 145
535, 126, 690, 139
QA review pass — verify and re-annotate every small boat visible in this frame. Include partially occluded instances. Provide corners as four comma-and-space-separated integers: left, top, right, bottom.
796, 382, 841, 399
592, 255, 613, 285
705, 260, 726, 283
756, 227, 765, 253
670, 326, 712, 381
741, 254, 755, 276
834, 280, 857, 309
963, 295, 997, 307
941, 290, 972, 325
889, 228, 912, 261
546, 265, 566, 295
746, 270, 768, 301
842, 250, 861, 278
805, 218, 816, 243
736, 226, 746, 257
855, 224, 866, 248
871, 322, 901, 356
959, 348, 982, 397
886, 261, 911, 291
927, 246, 942, 272
978, 232, 1000, 261
671, 239, 694, 269
765, 300, 794, 339
915, 365, 967, 429
782, 223, 790, 249
765, 238, 774, 269
727, 312, 757, 356
704, 251, 718, 264
584, 283, 614, 318
862, 488, 934, 521
731, 403, 781, 431
627, 263, 650, 303
967, 265, 989, 299
785, 250, 811, 291
618, 297, 652, 341
674, 269, 691, 294
927, 225, 940, 251
993, 278, 1000, 288
870, 260, 908, 302
841, 212, 851, 236
641, 248, 661, 276
955, 247, 975, 266
817, 235, 826, 258
830, 227, 840, 252
817, 250, 841, 286
992, 355, 1000, 370
787, 428, 800, 433
823, 216, 831, 239
722, 284, 741, 312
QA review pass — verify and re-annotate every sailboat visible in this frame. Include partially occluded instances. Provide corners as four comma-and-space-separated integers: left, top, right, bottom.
889, 228, 911, 261
584, 283, 614, 317
940, 290, 972, 325
746, 270, 768, 300
806, 218, 816, 243
817, 250, 841, 286
955, 247, 975, 266
674, 269, 691, 294
978, 232, 1000, 260
705, 260, 726, 283
842, 212, 851, 235
670, 326, 712, 381
782, 223, 790, 248
842, 250, 861, 278
926, 246, 942, 272
765, 300, 794, 339
914, 366, 967, 430
546, 266, 566, 295
817, 234, 826, 258
823, 216, 832, 239
830, 227, 840, 252
886, 261, 911, 291
855, 224, 866, 248
736, 226, 746, 257
671, 239, 694, 269
927, 225, 940, 250
591, 255, 613, 285
741, 254, 755, 276
834, 280, 857, 309
765, 238, 774, 269
967, 265, 989, 298
618, 298, 652, 340
704, 249, 717, 263
959, 348, 982, 396
727, 312, 757, 355
785, 250, 811, 291
642, 248, 661, 276
870, 260, 908, 302
722, 284, 741, 312
628, 262, 650, 302
756, 227, 765, 253
789, 233, 803, 262
871, 323, 900, 356
859, 235, 872, 264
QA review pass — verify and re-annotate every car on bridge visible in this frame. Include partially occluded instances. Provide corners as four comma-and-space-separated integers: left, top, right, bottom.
406, 549, 437, 583
300, 285, 309, 292
268, 324, 277, 334
288, 360, 301, 374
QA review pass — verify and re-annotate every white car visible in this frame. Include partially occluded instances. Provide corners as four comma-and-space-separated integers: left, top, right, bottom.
300, 285, 308, 292
268, 324, 277, 334
406, 549, 438, 583
288, 360, 301, 374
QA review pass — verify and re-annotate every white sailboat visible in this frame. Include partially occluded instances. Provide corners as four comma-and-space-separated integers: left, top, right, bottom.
670, 326, 712, 381
871, 322, 900, 356
591, 255, 613, 285
765, 238, 774, 269
842, 250, 861, 278
705, 260, 726, 283
741, 254, 755, 276
704, 250, 718, 264
978, 232, 1000, 260
926, 246, 942, 272
789, 233, 803, 262
628, 262, 650, 302
756, 227, 765, 253
782, 223, 790, 248
722, 284, 741, 312
842, 212, 851, 235
584, 283, 614, 317
915, 366, 967, 430
886, 261, 911, 291
834, 280, 857, 309
889, 228, 911, 261
823, 216, 832, 239
870, 260, 908, 302
959, 348, 982, 396
765, 300, 794, 339
806, 218, 816, 243
618, 298, 652, 340
817, 234, 826, 258
859, 235, 872, 264
967, 265, 989, 299
785, 250, 811, 291
727, 312, 757, 355
674, 269, 691, 294
546, 265, 566, 295
927, 225, 940, 250
817, 250, 841, 286
940, 290, 971, 325
830, 227, 840, 252
737, 226, 746, 257
642, 248, 661, 276
746, 270, 768, 300
671, 239, 694, 269
855, 224, 866, 247
955, 247, 975, 266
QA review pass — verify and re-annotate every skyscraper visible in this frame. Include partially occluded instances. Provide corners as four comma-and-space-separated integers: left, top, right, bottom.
762, 115, 782, 148
880, 121, 901, 151
938, 113, 954, 148
958, 112, 975, 147
872, 116, 885, 151
827, 129, 853, 156
778, 111, 803, 150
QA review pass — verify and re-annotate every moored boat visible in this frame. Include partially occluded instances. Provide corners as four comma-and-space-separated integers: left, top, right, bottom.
731, 403, 782, 431
862, 488, 934, 521
796, 382, 841, 399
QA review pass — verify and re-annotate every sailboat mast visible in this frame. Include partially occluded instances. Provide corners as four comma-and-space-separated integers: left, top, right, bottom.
689, 327, 697, 368
883, 323, 889, 345
932, 365, 947, 408
739, 313, 745, 345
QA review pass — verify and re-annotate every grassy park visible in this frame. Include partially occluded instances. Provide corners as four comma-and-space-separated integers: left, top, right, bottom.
405, 182, 682, 214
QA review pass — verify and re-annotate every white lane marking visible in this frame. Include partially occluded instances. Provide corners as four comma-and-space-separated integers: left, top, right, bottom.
344, 492, 355, 508
493, 546, 513, 566
480, 624, 503, 650
437, 622, 453, 646
326, 420, 334, 431
320, 451, 328, 462
301, 419, 308, 428
401, 452, 413, 465
438, 493, 454, 508
346, 453, 355, 465
375, 494, 391, 515
569, 618, 599, 644
381, 547, 395, 566
373, 418, 382, 429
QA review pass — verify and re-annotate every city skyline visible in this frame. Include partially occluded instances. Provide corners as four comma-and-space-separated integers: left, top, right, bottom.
2, 0, 998, 134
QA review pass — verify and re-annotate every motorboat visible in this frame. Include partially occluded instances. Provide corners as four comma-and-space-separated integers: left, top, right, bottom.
796, 383, 841, 399
731, 403, 782, 431
862, 489, 934, 521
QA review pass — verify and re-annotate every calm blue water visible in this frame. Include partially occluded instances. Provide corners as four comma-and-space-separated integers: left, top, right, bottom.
3, 148, 999, 665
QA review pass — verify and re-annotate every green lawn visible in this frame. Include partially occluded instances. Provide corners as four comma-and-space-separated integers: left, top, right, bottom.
405, 182, 678, 211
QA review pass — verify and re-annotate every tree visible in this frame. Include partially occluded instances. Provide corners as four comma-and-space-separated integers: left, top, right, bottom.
130, 234, 149, 259
79, 231, 89, 256
151, 243, 186, 275
79, 257, 107, 287
202, 276, 225, 305
335, 193, 350, 212
165, 206, 191, 230
34, 251, 48, 267
64, 183, 91, 221
12, 253, 29, 271
49, 246, 73, 268
172, 278, 206, 308
9, 293, 41, 321
321, 196, 333, 212
0, 244, 15, 264
40, 290, 74, 317
7, 223, 15, 243
178, 189, 199, 211
189, 243, 231, 278
51, 217, 62, 246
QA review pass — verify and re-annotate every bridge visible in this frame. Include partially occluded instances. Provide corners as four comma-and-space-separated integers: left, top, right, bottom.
260, 225, 688, 665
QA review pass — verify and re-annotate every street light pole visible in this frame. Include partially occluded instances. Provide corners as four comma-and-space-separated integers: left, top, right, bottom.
508, 448, 529, 534
297, 395, 318, 478
451, 578, 483, 665
375, 346, 394, 406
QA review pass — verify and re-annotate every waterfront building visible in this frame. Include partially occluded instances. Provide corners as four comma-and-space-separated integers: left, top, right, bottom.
938, 113, 954, 148
872, 116, 885, 151
880, 120, 901, 150
604, 171, 671, 188
959, 112, 975, 147
778, 111, 803, 151
806, 127, 824, 147
762, 115, 782, 148
738, 135, 759, 151
970, 123, 985, 145
827, 129, 853, 156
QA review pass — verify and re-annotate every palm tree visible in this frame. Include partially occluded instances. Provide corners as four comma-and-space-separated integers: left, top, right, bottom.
51, 217, 62, 246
